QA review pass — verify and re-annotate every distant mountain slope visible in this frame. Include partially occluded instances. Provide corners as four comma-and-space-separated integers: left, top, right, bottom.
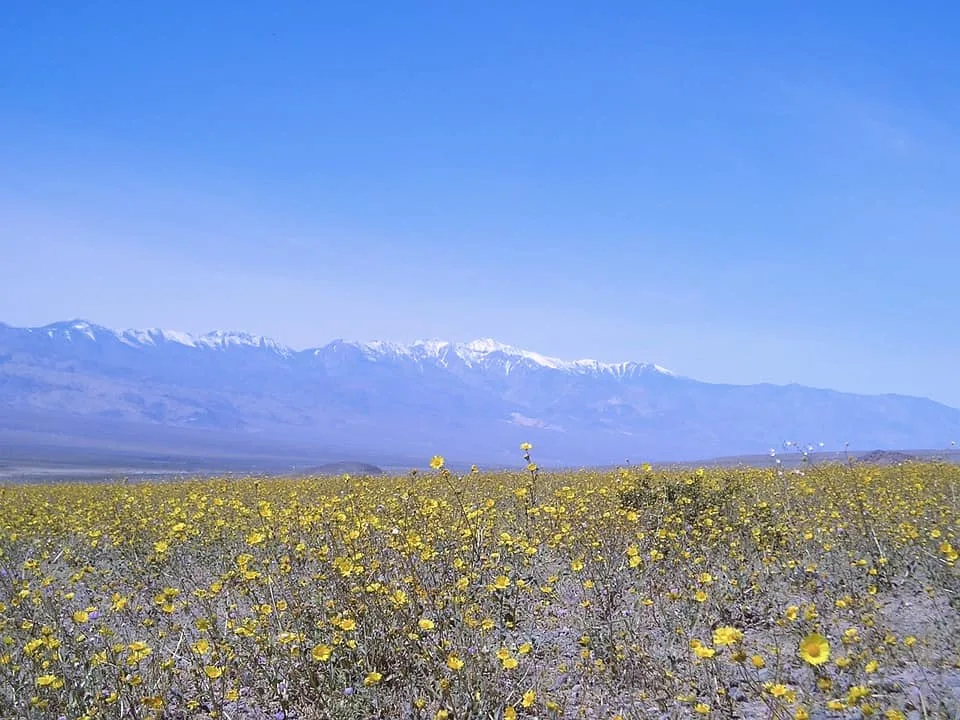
1, 319, 958, 465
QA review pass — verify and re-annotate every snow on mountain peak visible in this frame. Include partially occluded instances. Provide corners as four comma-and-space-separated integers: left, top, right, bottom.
453, 338, 676, 377
68, 323, 97, 341
54, 322, 294, 355
160, 329, 198, 347
354, 336, 675, 377
193, 330, 292, 355
410, 339, 453, 356
463, 338, 514, 354
200, 330, 260, 347
352, 340, 411, 361
118, 328, 199, 348
41, 319, 104, 341
458, 338, 564, 369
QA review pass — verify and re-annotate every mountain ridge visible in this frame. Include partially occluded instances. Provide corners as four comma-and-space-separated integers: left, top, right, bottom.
21, 319, 676, 378
1, 318, 957, 465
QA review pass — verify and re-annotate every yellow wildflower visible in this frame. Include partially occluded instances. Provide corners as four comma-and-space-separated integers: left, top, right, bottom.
713, 626, 743, 646
363, 671, 382, 686
798, 633, 830, 665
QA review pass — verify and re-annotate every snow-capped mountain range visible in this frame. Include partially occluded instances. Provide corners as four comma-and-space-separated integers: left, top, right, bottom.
2, 319, 958, 466
342, 337, 675, 378
31, 320, 674, 377
36, 321, 295, 355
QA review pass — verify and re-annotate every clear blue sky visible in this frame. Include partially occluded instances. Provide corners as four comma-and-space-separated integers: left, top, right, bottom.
2, 2, 959, 406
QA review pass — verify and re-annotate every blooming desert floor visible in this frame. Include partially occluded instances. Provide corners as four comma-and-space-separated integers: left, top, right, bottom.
0, 459, 958, 719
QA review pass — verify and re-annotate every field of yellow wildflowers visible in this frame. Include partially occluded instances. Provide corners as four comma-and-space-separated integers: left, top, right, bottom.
1, 450, 958, 719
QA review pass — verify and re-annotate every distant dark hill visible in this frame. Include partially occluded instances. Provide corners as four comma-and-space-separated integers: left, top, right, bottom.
856, 450, 918, 465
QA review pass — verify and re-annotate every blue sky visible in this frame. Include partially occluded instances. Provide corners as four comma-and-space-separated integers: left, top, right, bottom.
2, 2, 959, 406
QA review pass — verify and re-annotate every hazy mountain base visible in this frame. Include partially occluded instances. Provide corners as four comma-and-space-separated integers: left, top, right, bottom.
0, 406, 411, 481
3, 431, 958, 484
